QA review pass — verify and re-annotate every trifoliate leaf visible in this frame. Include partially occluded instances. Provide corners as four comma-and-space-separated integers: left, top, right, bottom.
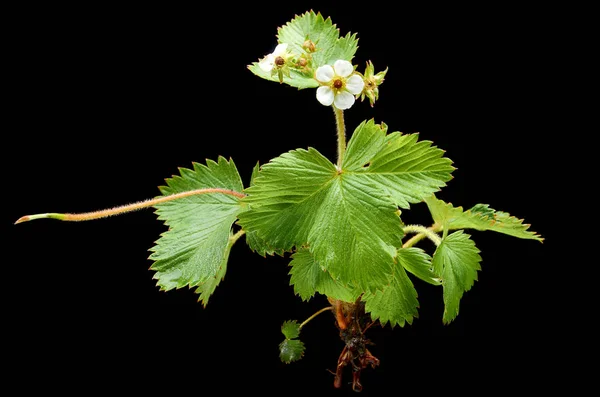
277, 10, 359, 67
432, 231, 482, 324
363, 257, 420, 328
288, 248, 360, 302
279, 339, 305, 364
149, 157, 244, 299
238, 147, 403, 292
424, 195, 543, 242
397, 247, 441, 286
281, 320, 301, 339
343, 120, 455, 209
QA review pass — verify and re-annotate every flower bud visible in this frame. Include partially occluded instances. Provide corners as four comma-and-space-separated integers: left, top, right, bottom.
302, 39, 316, 53
360, 61, 388, 107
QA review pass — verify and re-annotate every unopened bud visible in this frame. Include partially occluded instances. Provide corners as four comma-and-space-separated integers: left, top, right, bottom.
302, 39, 316, 53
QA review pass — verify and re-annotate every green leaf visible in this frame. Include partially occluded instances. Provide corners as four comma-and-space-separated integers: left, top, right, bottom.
363, 250, 426, 327
361, 258, 419, 328
397, 247, 441, 286
288, 248, 360, 302
277, 10, 359, 67
281, 320, 301, 339
343, 120, 455, 208
248, 11, 359, 89
279, 339, 305, 364
238, 147, 404, 292
424, 195, 543, 242
432, 231, 482, 324
149, 157, 244, 299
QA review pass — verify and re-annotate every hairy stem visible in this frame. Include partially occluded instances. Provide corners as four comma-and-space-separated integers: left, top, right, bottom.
402, 225, 442, 247
15, 188, 246, 224
229, 229, 246, 245
299, 306, 333, 330
334, 106, 346, 167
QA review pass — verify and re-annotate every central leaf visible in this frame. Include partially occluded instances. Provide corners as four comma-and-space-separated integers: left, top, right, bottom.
239, 120, 455, 293
238, 148, 403, 292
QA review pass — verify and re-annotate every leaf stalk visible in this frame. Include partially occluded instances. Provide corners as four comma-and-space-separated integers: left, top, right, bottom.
402, 224, 442, 247
15, 188, 246, 224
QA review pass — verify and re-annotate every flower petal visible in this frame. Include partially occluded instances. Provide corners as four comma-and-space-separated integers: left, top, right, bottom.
345, 75, 365, 95
316, 86, 335, 106
258, 54, 275, 72
333, 60, 354, 77
334, 91, 355, 110
316, 65, 334, 83
273, 43, 288, 56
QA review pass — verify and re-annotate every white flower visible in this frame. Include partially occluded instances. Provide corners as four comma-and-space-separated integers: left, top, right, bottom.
258, 43, 289, 72
315, 60, 365, 110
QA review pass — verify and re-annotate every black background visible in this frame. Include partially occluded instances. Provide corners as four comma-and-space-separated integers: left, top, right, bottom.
5, 2, 567, 395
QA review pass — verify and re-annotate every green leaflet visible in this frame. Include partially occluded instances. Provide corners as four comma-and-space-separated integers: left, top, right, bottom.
396, 247, 441, 287
424, 195, 543, 242
344, 121, 455, 209
238, 119, 453, 292
279, 339, 305, 364
281, 320, 301, 339
248, 11, 359, 89
363, 247, 437, 327
288, 248, 360, 303
149, 157, 244, 303
432, 231, 482, 324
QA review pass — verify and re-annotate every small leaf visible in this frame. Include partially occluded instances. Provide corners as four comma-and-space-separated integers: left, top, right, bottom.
149, 157, 244, 299
279, 339, 305, 364
432, 231, 482, 324
363, 259, 420, 328
424, 195, 543, 242
281, 320, 301, 339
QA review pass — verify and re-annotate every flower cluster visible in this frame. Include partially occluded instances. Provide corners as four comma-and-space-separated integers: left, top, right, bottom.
257, 41, 386, 110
